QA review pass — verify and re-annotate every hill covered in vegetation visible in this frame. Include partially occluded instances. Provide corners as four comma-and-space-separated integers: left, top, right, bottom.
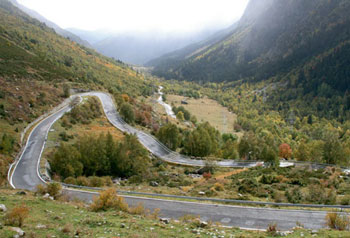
0, 0, 152, 185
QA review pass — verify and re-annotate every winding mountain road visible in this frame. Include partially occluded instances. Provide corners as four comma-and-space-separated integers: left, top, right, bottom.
9, 91, 335, 230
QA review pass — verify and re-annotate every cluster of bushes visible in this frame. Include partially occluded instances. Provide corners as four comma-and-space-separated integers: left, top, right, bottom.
63, 176, 113, 188
36, 182, 62, 199
62, 97, 102, 126
49, 133, 149, 180
156, 121, 239, 158
172, 106, 192, 122
230, 166, 349, 204
326, 212, 350, 231
3, 204, 29, 227
90, 188, 160, 218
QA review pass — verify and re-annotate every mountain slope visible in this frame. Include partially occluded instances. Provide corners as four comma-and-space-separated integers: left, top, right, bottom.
146, 23, 238, 69
0, 0, 151, 184
151, 0, 350, 89
9, 0, 92, 48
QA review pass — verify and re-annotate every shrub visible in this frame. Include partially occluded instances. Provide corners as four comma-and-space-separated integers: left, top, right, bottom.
146, 208, 160, 220
63, 177, 77, 185
286, 187, 303, 204
325, 212, 350, 230
90, 188, 128, 212
62, 224, 73, 233
129, 203, 145, 215
272, 190, 286, 203
35, 184, 47, 195
267, 223, 278, 236
340, 196, 350, 205
76, 176, 90, 186
213, 183, 225, 192
260, 174, 278, 184
180, 214, 200, 224
102, 176, 113, 186
238, 178, 258, 194
203, 172, 212, 180
59, 131, 70, 141
325, 189, 337, 205
4, 205, 29, 227
89, 176, 104, 187
306, 184, 325, 204
47, 182, 62, 198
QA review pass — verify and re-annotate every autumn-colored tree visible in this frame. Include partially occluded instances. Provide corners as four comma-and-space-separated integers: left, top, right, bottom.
278, 143, 292, 159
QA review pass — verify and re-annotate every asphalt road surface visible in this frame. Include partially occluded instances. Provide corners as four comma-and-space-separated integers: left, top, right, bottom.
64, 189, 328, 231
10, 91, 332, 230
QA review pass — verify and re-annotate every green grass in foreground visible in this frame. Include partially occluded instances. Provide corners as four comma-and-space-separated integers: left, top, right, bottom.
1, 189, 350, 237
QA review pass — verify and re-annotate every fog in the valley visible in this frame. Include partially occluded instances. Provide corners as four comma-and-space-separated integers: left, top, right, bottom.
69, 28, 228, 65
17, 0, 250, 64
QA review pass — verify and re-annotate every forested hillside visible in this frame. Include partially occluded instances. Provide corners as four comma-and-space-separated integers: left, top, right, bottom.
152, 0, 350, 84
0, 0, 152, 184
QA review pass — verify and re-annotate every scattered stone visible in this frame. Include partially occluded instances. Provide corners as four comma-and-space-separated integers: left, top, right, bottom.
16, 191, 26, 196
10, 227, 25, 237
36, 224, 47, 229
276, 231, 292, 237
311, 230, 318, 234
113, 178, 121, 185
198, 191, 205, 195
160, 218, 170, 224
276, 231, 287, 237
199, 221, 208, 228
0, 204, 7, 212
120, 223, 126, 228
43, 193, 50, 198
237, 193, 243, 198
188, 174, 201, 179
150, 181, 159, 187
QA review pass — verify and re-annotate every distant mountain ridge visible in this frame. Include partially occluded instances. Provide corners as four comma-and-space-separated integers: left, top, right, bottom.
69, 28, 232, 65
8, 0, 92, 48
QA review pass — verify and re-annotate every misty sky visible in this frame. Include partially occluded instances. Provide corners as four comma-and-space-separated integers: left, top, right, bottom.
17, 0, 249, 33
